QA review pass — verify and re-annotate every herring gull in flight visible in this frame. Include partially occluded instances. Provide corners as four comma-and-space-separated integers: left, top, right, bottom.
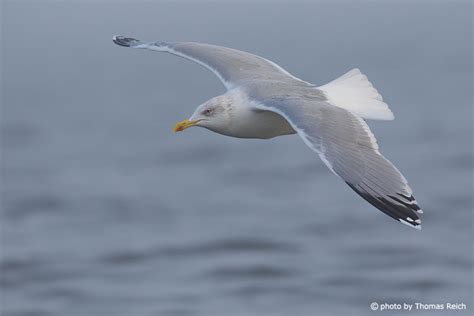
113, 35, 423, 230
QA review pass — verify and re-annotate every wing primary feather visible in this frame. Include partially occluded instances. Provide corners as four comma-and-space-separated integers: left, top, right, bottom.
346, 182, 421, 229
113, 36, 142, 47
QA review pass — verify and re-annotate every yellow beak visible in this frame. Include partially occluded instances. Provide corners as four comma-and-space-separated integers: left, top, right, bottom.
173, 119, 200, 133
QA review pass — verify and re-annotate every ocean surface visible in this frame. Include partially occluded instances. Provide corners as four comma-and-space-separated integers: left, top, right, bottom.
1, 1, 472, 315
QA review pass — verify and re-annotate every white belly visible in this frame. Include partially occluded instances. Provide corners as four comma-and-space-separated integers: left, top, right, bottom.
223, 108, 296, 139
200, 88, 296, 139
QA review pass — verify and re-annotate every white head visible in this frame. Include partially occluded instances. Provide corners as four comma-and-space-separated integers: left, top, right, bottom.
173, 94, 233, 134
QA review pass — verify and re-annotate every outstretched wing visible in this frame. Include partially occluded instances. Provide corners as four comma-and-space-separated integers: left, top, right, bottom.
254, 98, 423, 229
113, 36, 309, 90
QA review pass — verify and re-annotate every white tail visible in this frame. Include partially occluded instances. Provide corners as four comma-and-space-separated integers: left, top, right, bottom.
318, 68, 394, 120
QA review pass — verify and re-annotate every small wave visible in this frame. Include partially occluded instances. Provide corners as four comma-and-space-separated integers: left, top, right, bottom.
204, 264, 297, 280
100, 238, 299, 265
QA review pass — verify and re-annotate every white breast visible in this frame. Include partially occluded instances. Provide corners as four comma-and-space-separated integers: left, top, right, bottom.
222, 89, 296, 139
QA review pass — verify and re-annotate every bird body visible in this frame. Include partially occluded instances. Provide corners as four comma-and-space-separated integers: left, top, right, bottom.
113, 35, 423, 229
192, 87, 296, 139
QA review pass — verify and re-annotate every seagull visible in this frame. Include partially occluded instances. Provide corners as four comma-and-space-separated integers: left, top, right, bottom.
113, 35, 423, 230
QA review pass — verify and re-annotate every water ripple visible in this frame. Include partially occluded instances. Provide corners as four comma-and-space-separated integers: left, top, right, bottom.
203, 264, 298, 280
100, 238, 300, 265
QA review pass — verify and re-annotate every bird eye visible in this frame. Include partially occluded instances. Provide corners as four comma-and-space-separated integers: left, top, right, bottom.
203, 108, 214, 116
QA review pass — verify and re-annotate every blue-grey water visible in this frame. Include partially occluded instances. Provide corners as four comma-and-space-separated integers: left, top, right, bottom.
1, 1, 472, 315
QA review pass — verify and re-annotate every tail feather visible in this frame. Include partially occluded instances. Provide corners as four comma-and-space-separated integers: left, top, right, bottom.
318, 68, 394, 121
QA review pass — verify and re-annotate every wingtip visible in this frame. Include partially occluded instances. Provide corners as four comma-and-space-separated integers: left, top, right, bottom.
399, 218, 422, 230
112, 35, 122, 45
112, 35, 141, 47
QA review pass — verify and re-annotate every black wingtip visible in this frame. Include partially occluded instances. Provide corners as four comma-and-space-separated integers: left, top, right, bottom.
345, 182, 422, 230
112, 35, 141, 47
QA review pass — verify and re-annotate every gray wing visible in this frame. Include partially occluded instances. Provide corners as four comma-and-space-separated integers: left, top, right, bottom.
113, 36, 308, 90
254, 97, 423, 229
